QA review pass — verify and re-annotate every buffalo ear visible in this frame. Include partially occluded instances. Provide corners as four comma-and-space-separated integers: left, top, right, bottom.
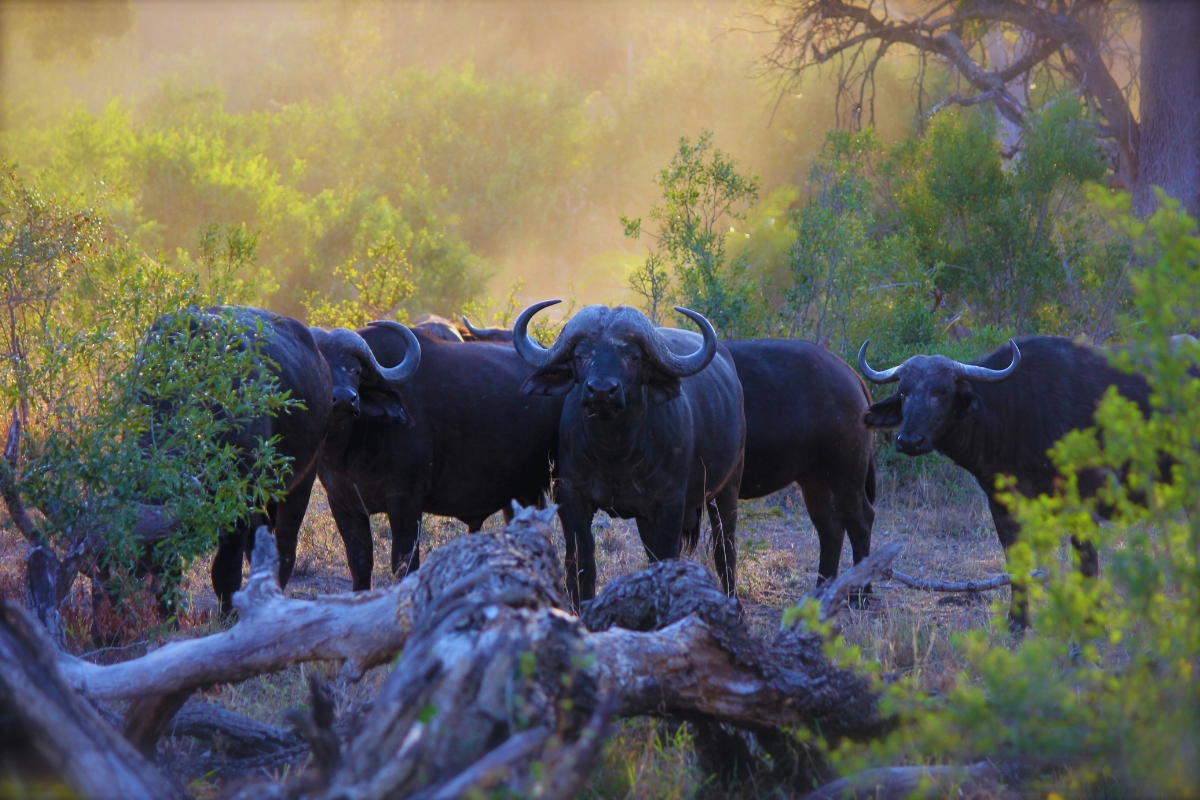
640, 362, 682, 404
521, 364, 576, 397
646, 378, 682, 405
863, 394, 903, 429
360, 385, 413, 426
954, 381, 983, 419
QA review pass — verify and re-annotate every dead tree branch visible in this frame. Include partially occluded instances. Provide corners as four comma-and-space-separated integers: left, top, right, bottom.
882, 566, 1047, 593
58, 527, 415, 703
761, 0, 1139, 182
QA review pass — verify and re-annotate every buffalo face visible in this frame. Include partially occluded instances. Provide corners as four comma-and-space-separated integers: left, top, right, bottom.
858, 340, 1021, 456
325, 348, 365, 416
512, 301, 718, 415
310, 322, 422, 419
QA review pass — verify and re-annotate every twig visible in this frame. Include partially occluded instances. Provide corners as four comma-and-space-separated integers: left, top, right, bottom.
882, 568, 1047, 593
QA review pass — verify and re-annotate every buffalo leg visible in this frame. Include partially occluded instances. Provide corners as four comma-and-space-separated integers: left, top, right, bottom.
386, 495, 423, 579
835, 479, 876, 608
329, 499, 375, 592
271, 469, 318, 590
555, 483, 597, 610
800, 481, 844, 586
637, 500, 686, 564
1071, 536, 1100, 577
211, 528, 246, 618
986, 495, 1028, 631
706, 484, 739, 597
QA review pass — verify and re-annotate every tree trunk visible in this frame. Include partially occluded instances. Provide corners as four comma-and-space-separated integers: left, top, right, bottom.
1134, 0, 1200, 218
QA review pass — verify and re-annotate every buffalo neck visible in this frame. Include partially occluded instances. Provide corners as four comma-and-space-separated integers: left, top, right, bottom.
577, 391, 652, 464
933, 382, 1014, 488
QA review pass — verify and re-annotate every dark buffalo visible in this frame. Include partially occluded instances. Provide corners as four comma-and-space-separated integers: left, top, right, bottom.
727, 340, 876, 585
412, 314, 465, 342
514, 301, 745, 608
315, 321, 562, 590
148, 308, 328, 615
858, 335, 1154, 627
171, 307, 334, 615
448, 321, 877, 587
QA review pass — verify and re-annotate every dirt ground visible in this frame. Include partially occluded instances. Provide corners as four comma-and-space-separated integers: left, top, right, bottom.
0, 451, 1021, 799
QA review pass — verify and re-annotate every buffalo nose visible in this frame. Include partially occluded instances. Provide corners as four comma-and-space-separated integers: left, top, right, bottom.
896, 432, 927, 454
585, 377, 620, 402
332, 389, 359, 412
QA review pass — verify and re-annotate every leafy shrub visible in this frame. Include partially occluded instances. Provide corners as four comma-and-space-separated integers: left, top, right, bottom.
0, 167, 294, 604
822, 194, 1200, 797
623, 130, 763, 336
304, 234, 416, 329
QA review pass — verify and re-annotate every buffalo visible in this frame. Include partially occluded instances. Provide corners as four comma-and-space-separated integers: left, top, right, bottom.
412, 314, 466, 342
858, 335, 1154, 627
170, 307, 417, 614
315, 321, 562, 590
452, 320, 876, 588
727, 340, 876, 586
513, 301, 745, 608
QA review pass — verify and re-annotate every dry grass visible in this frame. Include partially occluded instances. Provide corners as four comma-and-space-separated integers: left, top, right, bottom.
0, 454, 1026, 798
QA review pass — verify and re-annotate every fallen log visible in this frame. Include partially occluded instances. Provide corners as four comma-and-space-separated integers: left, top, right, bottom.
59, 529, 416, 702
19, 503, 901, 796
584, 543, 903, 740
0, 598, 182, 800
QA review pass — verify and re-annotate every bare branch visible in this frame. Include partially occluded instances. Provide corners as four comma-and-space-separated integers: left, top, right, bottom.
812, 541, 903, 620
761, 0, 1139, 180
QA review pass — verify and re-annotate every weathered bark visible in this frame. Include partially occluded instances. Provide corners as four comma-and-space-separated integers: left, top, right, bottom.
0, 503, 915, 797
584, 544, 901, 742
1134, 0, 1200, 218
168, 701, 303, 758
59, 527, 416, 702
124, 687, 200, 758
0, 599, 182, 800
308, 505, 608, 800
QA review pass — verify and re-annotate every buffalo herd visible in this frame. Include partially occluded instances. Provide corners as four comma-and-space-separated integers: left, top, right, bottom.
172, 303, 1168, 627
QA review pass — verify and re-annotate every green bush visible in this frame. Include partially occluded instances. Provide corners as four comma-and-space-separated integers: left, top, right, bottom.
821, 194, 1200, 797
0, 167, 295, 604
623, 130, 763, 336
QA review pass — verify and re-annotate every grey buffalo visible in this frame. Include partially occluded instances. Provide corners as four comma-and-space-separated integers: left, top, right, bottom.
513, 301, 745, 608
453, 320, 877, 590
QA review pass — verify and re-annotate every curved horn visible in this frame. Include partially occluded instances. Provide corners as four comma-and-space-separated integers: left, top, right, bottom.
512, 299, 565, 367
951, 339, 1021, 382
461, 315, 489, 339
857, 340, 902, 384
639, 306, 718, 378
362, 320, 422, 382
